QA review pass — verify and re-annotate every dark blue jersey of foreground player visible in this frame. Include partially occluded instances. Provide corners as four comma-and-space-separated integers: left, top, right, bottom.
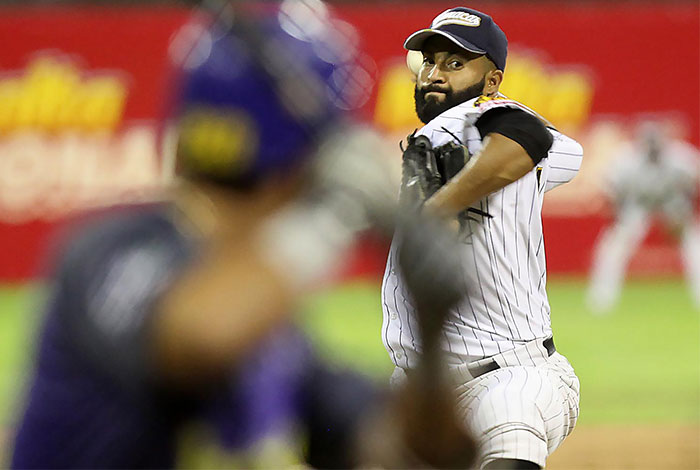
11, 205, 376, 469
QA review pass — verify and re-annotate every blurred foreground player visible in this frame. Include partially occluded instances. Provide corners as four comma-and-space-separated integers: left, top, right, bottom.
11, 2, 477, 469
588, 123, 700, 312
13, 3, 388, 468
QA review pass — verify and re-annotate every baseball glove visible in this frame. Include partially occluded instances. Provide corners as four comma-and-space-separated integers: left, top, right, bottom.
400, 132, 471, 210
400, 131, 442, 209
434, 140, 469, 183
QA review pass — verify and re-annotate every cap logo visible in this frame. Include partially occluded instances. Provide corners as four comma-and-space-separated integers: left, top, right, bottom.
432, 10, 482, 28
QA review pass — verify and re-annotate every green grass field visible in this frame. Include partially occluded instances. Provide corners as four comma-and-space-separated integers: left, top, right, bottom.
301, 278, 700, 424
1, 278, 699, 463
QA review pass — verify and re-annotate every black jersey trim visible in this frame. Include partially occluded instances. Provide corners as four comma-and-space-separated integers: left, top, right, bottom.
475, 107, 553, 164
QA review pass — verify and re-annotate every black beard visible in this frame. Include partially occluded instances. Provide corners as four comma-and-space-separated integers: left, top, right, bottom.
414, 78, 486, 124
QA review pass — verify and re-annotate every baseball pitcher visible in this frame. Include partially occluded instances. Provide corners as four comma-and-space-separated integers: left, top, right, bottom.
382, 7, 584, 470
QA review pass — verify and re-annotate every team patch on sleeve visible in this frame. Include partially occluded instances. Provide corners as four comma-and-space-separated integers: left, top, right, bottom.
474, 95, 509, 107
477, 96, 530, 114
475, 94, 557, 129
55, 212, 189, 390
85, 242, 174, 340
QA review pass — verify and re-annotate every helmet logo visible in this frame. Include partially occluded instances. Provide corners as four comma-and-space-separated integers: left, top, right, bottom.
177, 108, 258, 178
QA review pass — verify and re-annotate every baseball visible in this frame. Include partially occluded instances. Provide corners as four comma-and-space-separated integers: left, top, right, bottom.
406, 50, 423, 76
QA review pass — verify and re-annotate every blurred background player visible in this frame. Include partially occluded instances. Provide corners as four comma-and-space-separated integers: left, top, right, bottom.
10, 2, 476, 469
587, 121, 700, 313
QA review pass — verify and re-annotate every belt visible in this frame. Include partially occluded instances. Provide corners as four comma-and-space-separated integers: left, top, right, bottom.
468, 337, 556, 379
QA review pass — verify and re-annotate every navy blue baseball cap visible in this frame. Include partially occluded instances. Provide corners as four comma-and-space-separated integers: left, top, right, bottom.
404, 7, 508, 71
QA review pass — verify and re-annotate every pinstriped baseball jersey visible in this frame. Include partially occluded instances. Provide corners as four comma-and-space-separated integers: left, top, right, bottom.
381, 94, 583, 369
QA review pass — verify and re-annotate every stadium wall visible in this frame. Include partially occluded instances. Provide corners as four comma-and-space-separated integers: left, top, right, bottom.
0, 2, 697, 280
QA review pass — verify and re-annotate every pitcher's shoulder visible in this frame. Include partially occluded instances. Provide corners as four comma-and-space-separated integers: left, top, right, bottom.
416, 98, 482, 142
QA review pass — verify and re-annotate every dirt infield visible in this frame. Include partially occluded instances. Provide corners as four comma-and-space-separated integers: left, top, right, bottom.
3, 424, 699, 468
547, 424, 700, 469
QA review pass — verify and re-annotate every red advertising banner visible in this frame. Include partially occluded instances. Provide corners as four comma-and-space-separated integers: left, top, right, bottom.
0, 2, 698, 280
0, 6, 191, 279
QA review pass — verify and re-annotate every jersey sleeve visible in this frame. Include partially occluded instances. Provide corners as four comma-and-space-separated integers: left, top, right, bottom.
475, 107, 553, 164
53, 212, 188, 393
543, 128, 584, 192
